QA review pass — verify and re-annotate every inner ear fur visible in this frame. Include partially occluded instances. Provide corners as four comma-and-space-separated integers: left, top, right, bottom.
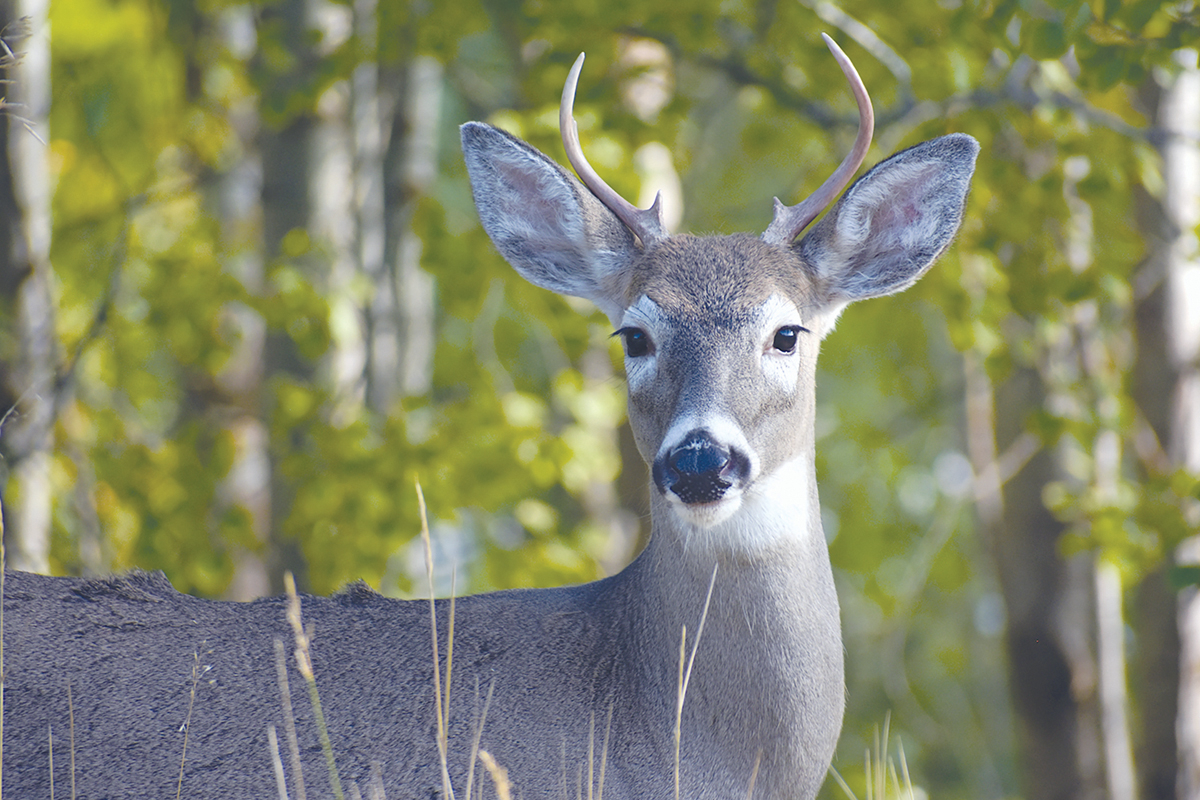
796, 133, 979, 304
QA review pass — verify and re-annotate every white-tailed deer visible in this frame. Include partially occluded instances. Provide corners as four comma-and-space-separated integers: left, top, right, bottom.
3, 37, 977, 800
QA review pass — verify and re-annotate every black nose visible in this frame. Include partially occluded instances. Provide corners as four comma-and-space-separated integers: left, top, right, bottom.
653, 431, 748, 505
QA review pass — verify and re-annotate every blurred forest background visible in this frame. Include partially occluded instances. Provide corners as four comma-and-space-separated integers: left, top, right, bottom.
1, 0, 1198, 798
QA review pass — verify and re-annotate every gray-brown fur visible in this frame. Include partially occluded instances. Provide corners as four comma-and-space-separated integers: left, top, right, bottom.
622, 234, 820, 319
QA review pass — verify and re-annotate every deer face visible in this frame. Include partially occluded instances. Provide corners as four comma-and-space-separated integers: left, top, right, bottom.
615, 235, 822, 530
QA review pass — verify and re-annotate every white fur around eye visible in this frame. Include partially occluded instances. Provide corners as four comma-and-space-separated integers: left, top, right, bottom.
619, 296, 664, 391
758, 294, 803, 392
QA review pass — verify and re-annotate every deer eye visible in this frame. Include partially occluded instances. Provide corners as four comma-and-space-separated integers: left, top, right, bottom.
614, 327, 652, 358
771, 326, 808, 354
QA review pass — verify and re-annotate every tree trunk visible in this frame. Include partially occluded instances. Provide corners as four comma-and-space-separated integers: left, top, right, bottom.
1153, 47, 1200, 800
213, 5, 271, 601
1002, 432, 1101, 800
257, 0, 320, 594
312, 36, 359, 418
0, 2, 53, 574
968, 346, 1097, 800
377, 56, 441, 408
1130, 566, 1181, 800
1065, 155, 1137, 800
970, 161, 1120, 800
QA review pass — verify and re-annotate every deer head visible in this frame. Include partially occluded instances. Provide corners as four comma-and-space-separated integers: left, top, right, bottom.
462, 37, 977, 554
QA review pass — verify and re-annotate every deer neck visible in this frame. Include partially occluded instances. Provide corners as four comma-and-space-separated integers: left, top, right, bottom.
637, 444, 838, 651
617, 447, 844, 795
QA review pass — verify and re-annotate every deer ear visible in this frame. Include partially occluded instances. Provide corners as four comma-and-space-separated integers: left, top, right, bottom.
796, 133, 978, 313
461, 122, 638, 324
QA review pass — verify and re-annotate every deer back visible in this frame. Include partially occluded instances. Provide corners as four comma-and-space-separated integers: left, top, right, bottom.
3, 568, 659, 798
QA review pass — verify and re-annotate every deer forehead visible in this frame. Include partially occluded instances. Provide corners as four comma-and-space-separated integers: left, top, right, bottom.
620, 233, 818, 320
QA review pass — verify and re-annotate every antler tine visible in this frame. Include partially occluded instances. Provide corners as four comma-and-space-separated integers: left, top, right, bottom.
761, 33, 875, 246
560, 53, 668, 248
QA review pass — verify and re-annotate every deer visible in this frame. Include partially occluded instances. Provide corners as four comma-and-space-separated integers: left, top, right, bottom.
2, 36, 977, 800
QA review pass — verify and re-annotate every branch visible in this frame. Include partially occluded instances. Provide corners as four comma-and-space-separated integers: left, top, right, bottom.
620, 27, 848, 130
52, 197, 142, 418
800, 0, 914, 92
653, 30, 1162, 144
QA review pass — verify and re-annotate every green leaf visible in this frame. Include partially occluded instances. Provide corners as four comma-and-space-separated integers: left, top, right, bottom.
1169, 565, 1200, 592
1027, 20, 1069, 59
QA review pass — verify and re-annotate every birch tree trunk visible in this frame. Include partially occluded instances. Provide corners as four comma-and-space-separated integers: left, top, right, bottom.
970, 279, 1086, 800
967, 146, 1127, 800
311, 27, 359, 418
1065, 154, 1137, 800
0, 3, 53, 574
376, 57, 441, 409
215, 7, 272, 601
1155, 48, 1200, 800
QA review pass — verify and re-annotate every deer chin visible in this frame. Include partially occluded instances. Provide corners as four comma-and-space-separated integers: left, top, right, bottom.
666, 490, 745, 530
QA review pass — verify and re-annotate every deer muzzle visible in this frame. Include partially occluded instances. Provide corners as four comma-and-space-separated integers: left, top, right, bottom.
653, 430, 751, 506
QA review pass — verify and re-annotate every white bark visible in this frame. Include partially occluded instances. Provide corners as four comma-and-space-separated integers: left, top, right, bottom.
1096, 556, 1136, 800
1065, 152, 1137, 800
350, 0, 386, 414
373, 57, 441, 409
314, 79, 362, 415
3, 0, 53, 574
1159, 47, 1200, 800
215, 5, 271, 601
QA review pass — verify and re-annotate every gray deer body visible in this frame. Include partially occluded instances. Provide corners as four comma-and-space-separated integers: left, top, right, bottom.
3, 39, 977, 800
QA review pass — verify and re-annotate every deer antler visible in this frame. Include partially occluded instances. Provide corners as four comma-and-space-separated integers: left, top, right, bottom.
561, 53, 668, 249
761, 33, 874, 246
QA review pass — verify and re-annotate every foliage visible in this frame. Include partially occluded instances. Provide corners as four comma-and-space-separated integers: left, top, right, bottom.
5, 0, 1197, 798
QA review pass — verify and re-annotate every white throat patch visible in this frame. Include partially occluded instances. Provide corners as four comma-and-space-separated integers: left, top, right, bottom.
674, 456, 815, 556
